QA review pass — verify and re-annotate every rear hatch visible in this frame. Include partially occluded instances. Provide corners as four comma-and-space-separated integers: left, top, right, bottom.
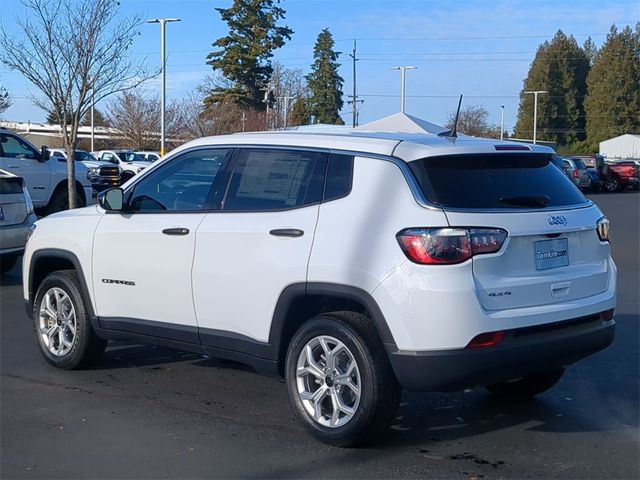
0, 176, 28, 226
408, 152, 611, 311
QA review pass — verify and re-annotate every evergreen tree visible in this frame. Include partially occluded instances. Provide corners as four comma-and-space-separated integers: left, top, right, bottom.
205, 0, 293, 109
81, 108, 110, 127
584, 23, 640, 147
0, 80, 10, 117
514, 30, 590, 145
46, 103, 73, 125
289, 95, 310, 126
583, 37, 598, 66
306, 29, 344, 124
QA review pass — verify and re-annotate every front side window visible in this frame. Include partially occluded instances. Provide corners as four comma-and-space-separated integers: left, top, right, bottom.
223, 149, 326, 211
0, 134, 38, 160
127, 149, 229, 212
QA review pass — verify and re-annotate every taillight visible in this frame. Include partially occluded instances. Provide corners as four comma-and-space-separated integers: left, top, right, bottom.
572, 170, 580, 178
596, 216, 610, 242
396, 228, 507, 265
600, 309, 615, 321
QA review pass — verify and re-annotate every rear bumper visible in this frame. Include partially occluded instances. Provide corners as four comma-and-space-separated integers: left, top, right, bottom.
0, 213, 36, 253
389, 315, 614, 392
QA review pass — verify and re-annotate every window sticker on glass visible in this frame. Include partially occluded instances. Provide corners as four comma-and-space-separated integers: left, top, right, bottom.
235, 153, 311, 205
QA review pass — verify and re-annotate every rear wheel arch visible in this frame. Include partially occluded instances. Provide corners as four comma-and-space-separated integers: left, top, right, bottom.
48, 180, 87, 210
270, 283, 397, 374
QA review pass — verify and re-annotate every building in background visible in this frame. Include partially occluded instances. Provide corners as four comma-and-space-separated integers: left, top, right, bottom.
0, 121, 120, 149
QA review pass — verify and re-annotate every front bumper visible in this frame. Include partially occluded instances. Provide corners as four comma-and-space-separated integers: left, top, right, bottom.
389, 314, 615, 392
89, 177, 121, 191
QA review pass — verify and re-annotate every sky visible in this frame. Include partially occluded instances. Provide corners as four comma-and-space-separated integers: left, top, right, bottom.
1, 0, 638, 133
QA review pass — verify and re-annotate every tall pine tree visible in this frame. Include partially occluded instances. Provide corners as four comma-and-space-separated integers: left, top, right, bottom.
205, 0, 293, 109
514, 30, 590, 146
584, 23, 640, 147
306, 29, 344, 124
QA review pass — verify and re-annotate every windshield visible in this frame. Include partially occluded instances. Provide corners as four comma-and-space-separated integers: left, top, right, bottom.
116, 152, 145, 163
74, 150, 97, 162
408, 153, 589, 209
572, 158, 587, 169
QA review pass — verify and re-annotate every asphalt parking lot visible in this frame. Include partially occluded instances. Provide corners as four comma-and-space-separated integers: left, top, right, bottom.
1, 191, 638, 479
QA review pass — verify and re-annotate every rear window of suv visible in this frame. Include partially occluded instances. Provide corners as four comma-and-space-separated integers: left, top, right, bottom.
408, 153, 589, 209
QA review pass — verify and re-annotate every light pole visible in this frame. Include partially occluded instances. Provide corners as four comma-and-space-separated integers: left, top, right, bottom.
500, 105, 504, 141
524, 90, 547, 144
146, 18, 181, 156
390, 66, 417, 113
90, 85, 95, 151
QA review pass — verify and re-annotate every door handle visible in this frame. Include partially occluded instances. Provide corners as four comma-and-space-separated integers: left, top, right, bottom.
7, 165, 19, 168
162, 227, 190, 236
269, 228, 304, 238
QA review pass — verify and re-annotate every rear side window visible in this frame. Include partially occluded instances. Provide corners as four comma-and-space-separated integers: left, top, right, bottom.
324, 154, 353, 201
408, 153, 589, 209
0, 177, 23, 194
223, 149, 326, 211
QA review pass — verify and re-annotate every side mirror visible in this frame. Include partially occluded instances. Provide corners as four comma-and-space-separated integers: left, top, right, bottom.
39, 146, 50, 163
98, 188, 124, 211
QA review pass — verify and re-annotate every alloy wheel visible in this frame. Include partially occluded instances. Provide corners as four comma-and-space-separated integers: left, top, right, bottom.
295, 335, 361, 428
38, 287, 77, 356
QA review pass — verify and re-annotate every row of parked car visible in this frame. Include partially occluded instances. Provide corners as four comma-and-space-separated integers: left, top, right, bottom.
0, 128, 160, 272
553, 154, 640, 193
49, 148, 160, 192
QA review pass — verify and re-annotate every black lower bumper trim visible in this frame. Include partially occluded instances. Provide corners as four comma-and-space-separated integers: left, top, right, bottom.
389, 318, 615, 392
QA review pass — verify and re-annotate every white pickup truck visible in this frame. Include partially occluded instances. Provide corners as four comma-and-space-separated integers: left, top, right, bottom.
0, 129, 93, 214
92, 150, 150, 182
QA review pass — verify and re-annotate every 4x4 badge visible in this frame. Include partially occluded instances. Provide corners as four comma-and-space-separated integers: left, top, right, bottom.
547, 214, 567, 226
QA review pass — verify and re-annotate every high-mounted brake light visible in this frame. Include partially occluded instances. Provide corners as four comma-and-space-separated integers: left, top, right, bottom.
396, 228, 507, 265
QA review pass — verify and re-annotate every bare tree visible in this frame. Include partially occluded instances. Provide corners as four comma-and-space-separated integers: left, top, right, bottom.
268, 62, 308, 129
0, 0, 152, 208
445, 104, 500, 138
107, 90, 184, 150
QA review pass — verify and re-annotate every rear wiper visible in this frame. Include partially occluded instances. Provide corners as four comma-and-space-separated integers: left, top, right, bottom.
499, 195, 551, 207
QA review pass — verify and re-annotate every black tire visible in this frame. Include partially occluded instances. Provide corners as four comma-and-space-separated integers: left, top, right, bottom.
33, 270, 106, 369
285, 312, 400, 447
46, 185, 86, 215
485, 369, 564, 399
1, 254, 18, 275
603, 178, 619, 192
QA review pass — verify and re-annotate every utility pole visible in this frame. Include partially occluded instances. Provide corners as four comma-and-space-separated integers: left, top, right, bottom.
261, 83, 275, 130
524, 90, 547, 144
146, 18, 181, 156
241, 111, 247, 132
500, 105, 505, 141
346, 39, 361, 128
390, 66, 417, 113
278, 95, 293, 129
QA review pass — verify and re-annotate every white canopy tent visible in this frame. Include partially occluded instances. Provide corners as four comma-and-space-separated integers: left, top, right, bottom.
354, 112, 446, 135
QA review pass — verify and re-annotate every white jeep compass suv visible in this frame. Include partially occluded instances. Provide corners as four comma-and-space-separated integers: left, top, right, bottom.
23, 131, 616, 446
